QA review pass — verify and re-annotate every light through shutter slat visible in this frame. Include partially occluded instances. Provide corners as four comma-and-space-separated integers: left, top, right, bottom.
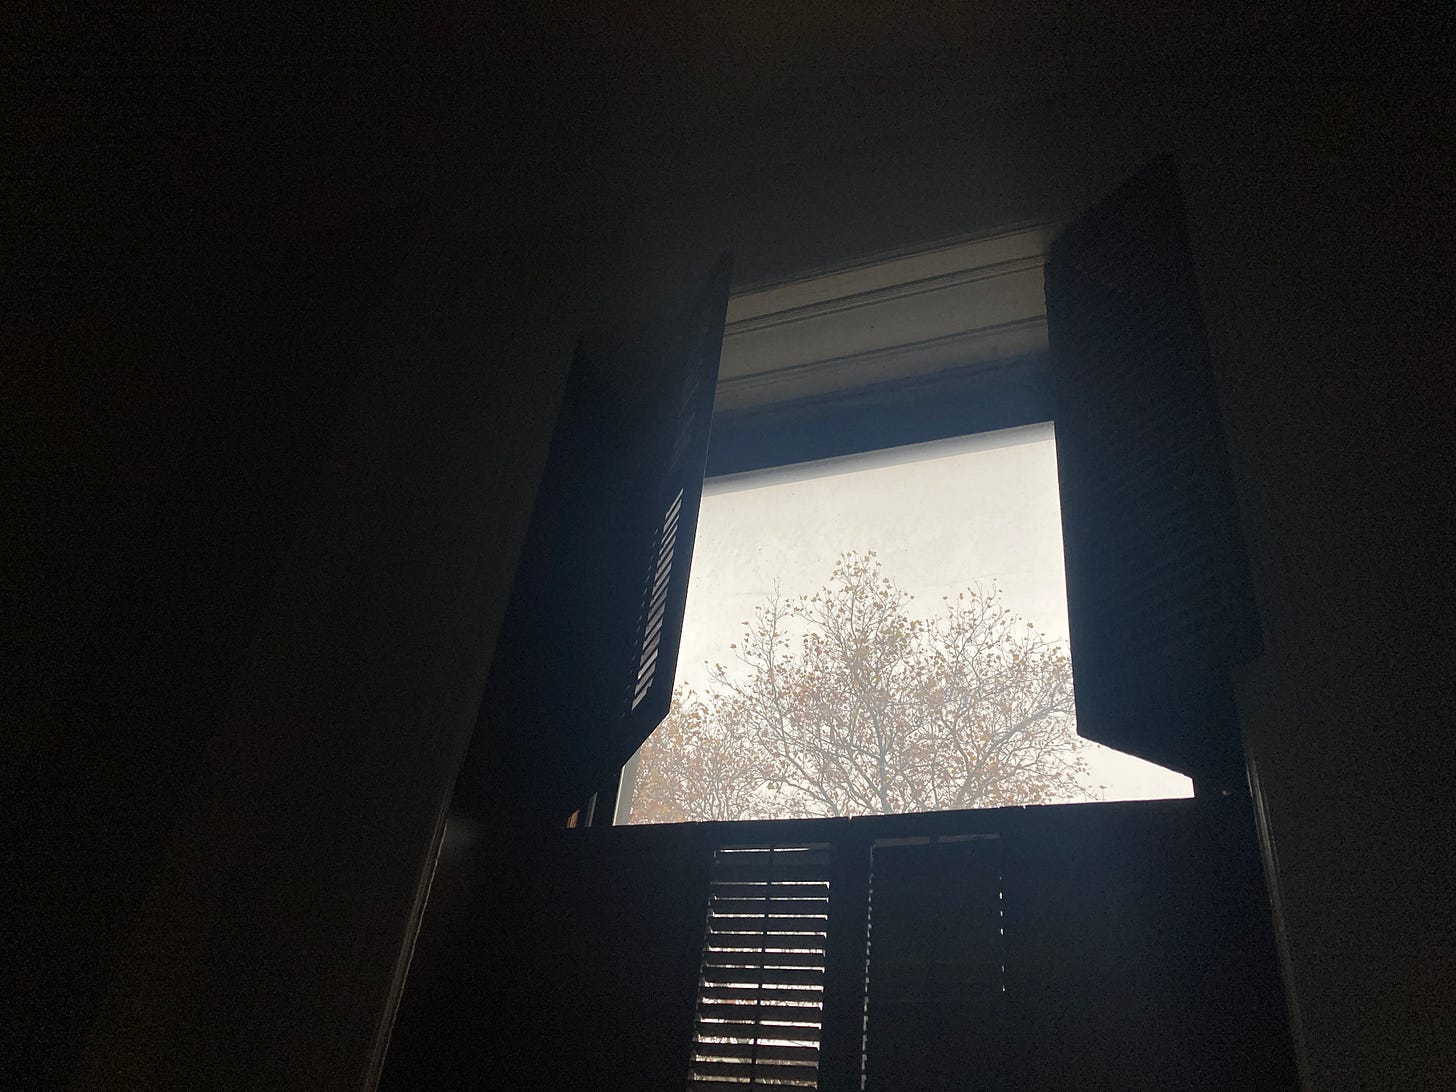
689, 845, 831, 1090
631, 488, 685, 711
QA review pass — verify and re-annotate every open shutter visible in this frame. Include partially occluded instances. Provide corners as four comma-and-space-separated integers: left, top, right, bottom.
457, 255, 732, 822
688, 844, 831, 1089
1045, 157, 1258, 783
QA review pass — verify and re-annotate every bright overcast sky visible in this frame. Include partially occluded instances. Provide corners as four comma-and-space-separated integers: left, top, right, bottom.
656, 421, 1191, 805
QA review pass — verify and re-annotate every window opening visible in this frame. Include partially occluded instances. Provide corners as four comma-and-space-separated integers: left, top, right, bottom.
620, 423, 1192, 824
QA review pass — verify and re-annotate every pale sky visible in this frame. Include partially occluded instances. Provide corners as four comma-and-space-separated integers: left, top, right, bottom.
637, 421, 1191, 811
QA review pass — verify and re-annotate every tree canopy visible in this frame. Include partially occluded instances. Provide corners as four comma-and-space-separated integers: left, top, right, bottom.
629, 551, 1089, 823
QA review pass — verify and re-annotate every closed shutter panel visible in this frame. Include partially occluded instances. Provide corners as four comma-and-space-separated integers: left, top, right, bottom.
457, 255, 732, 822
689, 844, 831, 1089
861, 836, 1006, 1092
1045, 157, 1258, 782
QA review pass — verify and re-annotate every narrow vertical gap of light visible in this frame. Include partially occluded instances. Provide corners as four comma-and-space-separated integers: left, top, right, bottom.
859, 854, 873, 1091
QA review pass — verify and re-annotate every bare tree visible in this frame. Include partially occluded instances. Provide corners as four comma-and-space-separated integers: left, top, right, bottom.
627, 689, 775, 823
630, 552, 1088, 822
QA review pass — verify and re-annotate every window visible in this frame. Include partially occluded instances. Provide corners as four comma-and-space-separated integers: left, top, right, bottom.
618, 422, 1194, 824
459, 157, 1256, 833
433, 158, 1289, 1092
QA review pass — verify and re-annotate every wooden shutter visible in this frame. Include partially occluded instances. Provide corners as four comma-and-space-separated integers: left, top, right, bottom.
1045, 157, 1258, 783
861, 836, 1006, 1092
688, 844, 831, 1089
457, 255, 732, 822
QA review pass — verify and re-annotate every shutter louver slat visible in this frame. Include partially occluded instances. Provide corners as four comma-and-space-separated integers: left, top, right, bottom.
703, 950, 827, 970
693, 1043, 822, 1064
695, 1003, 825, 1025
689, 845, 831, 1090
702, 968, 826, 987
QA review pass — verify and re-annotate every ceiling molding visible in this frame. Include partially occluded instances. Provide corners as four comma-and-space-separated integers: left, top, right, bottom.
718, 225, 1054, 412
724, 254, 1047, 337
717, 317, 1048, 412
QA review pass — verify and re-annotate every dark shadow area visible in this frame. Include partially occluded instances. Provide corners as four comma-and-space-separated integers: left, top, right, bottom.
11, 8, 1450, 1090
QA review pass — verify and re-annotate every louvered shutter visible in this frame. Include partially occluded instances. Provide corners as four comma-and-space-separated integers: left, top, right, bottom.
1045, 157, 1258, 783
861, 836, 1007, 1092
458, 255, 732, 821
688, 845, 831, 1089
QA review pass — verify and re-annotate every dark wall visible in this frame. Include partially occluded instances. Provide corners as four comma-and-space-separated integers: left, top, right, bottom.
10, 226, 373, 1084
383, 823, 713, 1090
15, 9, 1452, 1090
1177, 96, 1456, 1092
45, 224, 576, 1089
